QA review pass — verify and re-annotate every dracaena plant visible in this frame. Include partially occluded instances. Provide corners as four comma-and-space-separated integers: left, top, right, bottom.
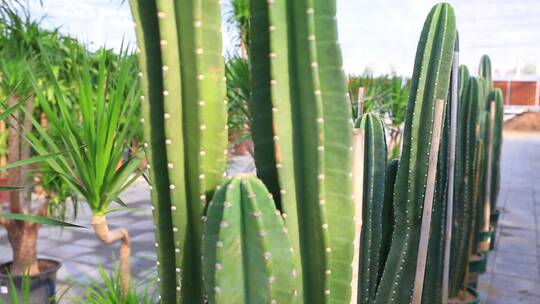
25, 49, 143, 297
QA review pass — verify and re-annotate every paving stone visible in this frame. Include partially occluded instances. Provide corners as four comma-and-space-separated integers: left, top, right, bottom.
496, 228, 537, 256
131, 231, 156, 243
493, 248, 539, 281
41, 244, 95, 260
486, 274, 540, 303
128, 219, 154, 231
70, 253, 110, 265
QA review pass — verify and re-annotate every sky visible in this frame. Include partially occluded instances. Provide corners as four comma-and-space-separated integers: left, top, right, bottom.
24, 0, 540, 79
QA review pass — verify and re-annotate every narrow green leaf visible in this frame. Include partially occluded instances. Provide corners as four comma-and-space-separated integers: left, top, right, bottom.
0, 213, 85, 228
0, 152, 64, 171
0, 185, 22, 190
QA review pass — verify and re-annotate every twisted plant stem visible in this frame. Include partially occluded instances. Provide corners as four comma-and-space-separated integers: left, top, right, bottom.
91, 215, 131, 298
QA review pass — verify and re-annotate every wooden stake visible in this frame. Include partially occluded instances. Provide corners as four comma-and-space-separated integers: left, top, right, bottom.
481, 101, 496, 236
412, 99, 446, 304
357, 87, 365, 121
350, 128, 365, 304
442, 51, 459, 304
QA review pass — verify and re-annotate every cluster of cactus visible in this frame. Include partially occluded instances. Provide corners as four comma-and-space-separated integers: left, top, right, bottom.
130, 0, 354, 303
353, 3, 456, 303
447, 54, 504, 299
129, 0, 504, 303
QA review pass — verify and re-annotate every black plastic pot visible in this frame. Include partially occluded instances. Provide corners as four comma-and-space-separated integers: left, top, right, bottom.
489, 209, 500, 250
489, 227, 497, 250
0, 259, 61, 304
469, 252, 487, 274
490, 209, 500, 224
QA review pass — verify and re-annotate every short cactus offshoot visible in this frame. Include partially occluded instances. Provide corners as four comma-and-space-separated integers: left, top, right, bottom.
202, 175, 298, 304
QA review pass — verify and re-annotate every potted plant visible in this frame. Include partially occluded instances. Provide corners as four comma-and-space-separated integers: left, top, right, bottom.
25, 48, 143, 299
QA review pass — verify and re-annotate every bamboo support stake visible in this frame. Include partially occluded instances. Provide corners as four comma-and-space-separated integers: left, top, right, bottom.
479, 101, 496, 251
442, 51, 459, 304
91, 215, 131, 297
412, 99, 446, 304
357, 87, 365, 121
350, 128, 365, 304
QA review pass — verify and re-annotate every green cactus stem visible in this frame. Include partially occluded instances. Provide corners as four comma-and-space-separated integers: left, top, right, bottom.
249, 0, 354, 303
374, 3, 456, 303
379, 159, 398, 285
202, 175, 298, 304
458, 65, 469, 98
449, 77, 483, 297
355, 113, 387, 303
129, 1, 227, 302
479, 55, 493, 96
488, 89, 504, 213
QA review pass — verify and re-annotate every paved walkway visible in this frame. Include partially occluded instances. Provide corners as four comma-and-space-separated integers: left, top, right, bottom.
478, 132, 540, 303
0, 135, 539, 302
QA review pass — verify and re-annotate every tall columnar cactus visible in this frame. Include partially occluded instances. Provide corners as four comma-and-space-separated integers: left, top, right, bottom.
380, 159, 398, 281
479, 55, 493, 96
374, 3, 456, 303
129, 1, 228, 302
488, 89, 504, 213
449, 77, 483, 297
249, 0, 354, 303
458, 65, 469, 98
202, 175, 298, 303
355, 113, 387, 303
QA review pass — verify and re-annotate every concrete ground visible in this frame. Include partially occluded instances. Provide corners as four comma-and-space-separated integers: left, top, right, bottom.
477, 132, 540, 304
0, 133, 539, 303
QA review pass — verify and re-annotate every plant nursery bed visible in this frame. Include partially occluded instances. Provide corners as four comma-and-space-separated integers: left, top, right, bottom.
504, 111, 540, 132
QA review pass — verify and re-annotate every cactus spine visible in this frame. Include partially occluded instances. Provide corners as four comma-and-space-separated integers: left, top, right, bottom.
355, 114, 387, 303
374, 3, 456, 303
129, 1, 227, 302
249, 0, 354, 303
449, 77, 483, 297
202, 175, 297, 303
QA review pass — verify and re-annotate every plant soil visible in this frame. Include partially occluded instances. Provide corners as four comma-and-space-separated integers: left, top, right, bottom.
504, 111, 540, 132
449, 289, 477, 303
